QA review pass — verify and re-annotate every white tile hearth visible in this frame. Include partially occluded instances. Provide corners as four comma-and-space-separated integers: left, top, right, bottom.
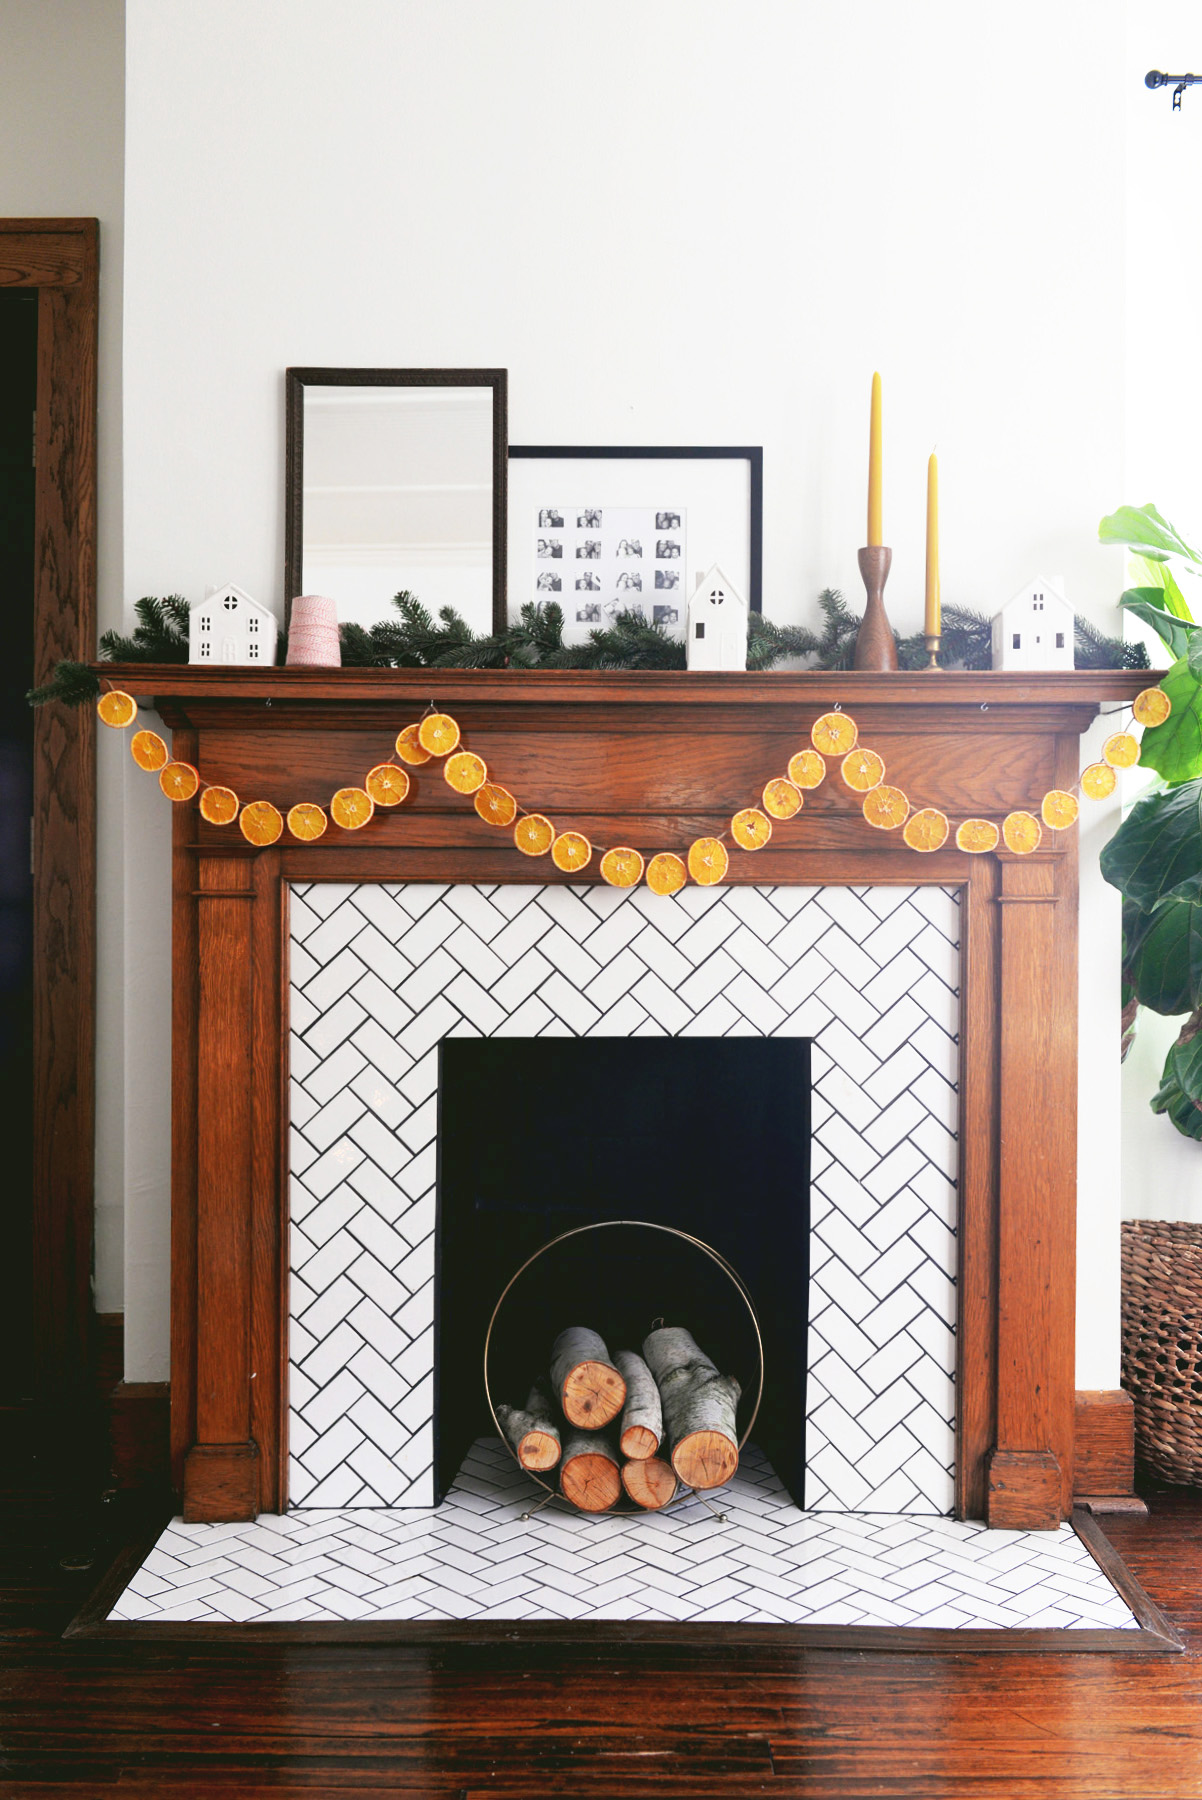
109, 1440, 1136, 1631
288, 882, 960, 1514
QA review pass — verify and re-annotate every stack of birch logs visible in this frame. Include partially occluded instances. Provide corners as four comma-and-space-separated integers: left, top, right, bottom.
495, 1325, 742, 1513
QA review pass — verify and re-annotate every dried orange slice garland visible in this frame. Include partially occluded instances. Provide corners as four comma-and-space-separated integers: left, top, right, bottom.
96, 680, 1174, 894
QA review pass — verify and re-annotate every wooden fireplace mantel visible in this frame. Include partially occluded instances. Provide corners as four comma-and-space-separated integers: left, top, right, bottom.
105, 664, 1149, 1530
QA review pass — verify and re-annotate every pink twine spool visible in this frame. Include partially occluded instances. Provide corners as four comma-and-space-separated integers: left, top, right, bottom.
287, 594, 341, 667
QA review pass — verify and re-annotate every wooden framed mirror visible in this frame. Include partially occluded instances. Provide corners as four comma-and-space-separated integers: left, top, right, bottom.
284, 368, 508, 634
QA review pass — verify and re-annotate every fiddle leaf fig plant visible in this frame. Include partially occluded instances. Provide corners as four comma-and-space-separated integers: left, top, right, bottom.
1099, 502, 1202, 1139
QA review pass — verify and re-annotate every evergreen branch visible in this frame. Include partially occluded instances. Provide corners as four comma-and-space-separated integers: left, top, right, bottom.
26, 660, 102, 707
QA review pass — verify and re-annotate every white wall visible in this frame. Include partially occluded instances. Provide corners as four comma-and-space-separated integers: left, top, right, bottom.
116, 0, 1131, 1382
1120, 1, 1202, 1224
0, 0, 126, 1311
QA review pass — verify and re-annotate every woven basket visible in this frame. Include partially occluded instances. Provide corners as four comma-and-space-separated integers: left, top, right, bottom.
1121, 1219, 1202, 1485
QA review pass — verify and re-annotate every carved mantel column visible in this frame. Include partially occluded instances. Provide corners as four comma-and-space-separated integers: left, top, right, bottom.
182, 853, 259, 1521
987, 852, 1077, 1529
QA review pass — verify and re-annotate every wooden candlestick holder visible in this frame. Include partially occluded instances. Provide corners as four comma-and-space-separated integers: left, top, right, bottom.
853, 546, 899, 671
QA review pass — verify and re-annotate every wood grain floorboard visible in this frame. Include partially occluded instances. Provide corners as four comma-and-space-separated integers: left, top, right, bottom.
3, 1474, 1202, 1796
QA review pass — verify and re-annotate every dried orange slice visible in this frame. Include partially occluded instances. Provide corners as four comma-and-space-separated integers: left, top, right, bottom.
1002, 810, 1042, 855
551, 830, 591, 872
444, 750, 487, 794
1103, 732, 1139, 769
159, 761, 200, 802
862, 785, 910, 830
902, 808, 949, 853
600, 846, 644, 888
1081, 761, 1117, 800
198, 785, 239, 826
395, 724, 433, 766
687, 837, 729, 886
97, 689, 137, 728
841, 747, 885, 792
787, 749, 827, 789
1133, 686, 1172, 728
365, 763, 410, 808
811, 711, 858, 755
130, 729, 168, 772
418, 712, 460, 757
287, 802, 327, 841
955, 818, 999, 854
475, 783, 518, 827
762, 777, 803, 820
646, 852, 686, 896
330, 787, 374, 830
1041, 790, 1079, 831
240, 800, 284, 845
514, 813, 554, 856
731, 807, 772, 851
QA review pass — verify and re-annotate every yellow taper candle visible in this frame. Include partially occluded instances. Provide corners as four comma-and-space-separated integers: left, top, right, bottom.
924, 452, 940, 637
867, 372, 883, 546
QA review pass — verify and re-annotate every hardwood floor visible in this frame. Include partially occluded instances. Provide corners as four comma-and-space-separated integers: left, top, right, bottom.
2, 1472, 1201, 1796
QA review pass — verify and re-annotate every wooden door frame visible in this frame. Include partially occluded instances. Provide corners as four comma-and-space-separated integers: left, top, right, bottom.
1, 219, 100, 1407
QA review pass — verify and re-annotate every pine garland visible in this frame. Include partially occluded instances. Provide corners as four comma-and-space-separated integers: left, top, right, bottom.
27, 583, 1147, 706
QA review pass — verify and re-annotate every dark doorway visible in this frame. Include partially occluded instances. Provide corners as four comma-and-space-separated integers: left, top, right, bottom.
437, 1037, 811, 1507
0, 289, 38, 1401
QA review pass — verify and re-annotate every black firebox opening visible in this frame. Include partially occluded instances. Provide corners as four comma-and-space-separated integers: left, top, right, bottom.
436, 1037, 811, 1507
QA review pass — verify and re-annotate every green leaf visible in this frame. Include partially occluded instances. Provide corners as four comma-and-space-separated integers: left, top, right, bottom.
1119, 591, 1198, 659
1190, 635, 1202, 682
1151, 1013, 1202, 1139
1138, 654, 1202, 783
1100, 777, 1202, 907
1130, 554, 1195, 620
1099, 502, 1202, 566
1123, 896, 1202, 1014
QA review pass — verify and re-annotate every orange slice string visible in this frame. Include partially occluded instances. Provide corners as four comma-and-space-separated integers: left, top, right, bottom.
902, 808, 949, 853
1041, 790, 1079, 831
475, 783, 518, 827
731, 807, 772, 851
646, 852, 687, 896
811, 712, 858, 755
1002, 811, 1042, 855
97, 690, 137, 728
395, 724, 433, 765
762, 778, 803, 819
955, 818, 999, 854
239, 800, 284, 846
1133, 687, 1172, 728
444, 750, 487, 794
159, 761, 200, 802
514, 814, 555, 856
418, 712, 460, 757
600, 847, 644, 888
330, 787, 374, 830
365, 764, 411, 807
198, 785, 239, 826
687, 837, 729, 886
1081, 762, 1117, 800
862, 785, 910, 830
130, 729, 168, 772
787, 749, 827, 789
287, 802, 328, 841
1102, 732, 1140, 769
551, 831, 592, 872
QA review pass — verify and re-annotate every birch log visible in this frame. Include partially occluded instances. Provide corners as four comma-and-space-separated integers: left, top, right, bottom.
560, 1429, 622, 1512
614, 1349, 662, 1459
495, 1381, 561, 1472
550, 1326, 627, 1430
621, 1456, 678, 1511
642, 1325, 741, 1491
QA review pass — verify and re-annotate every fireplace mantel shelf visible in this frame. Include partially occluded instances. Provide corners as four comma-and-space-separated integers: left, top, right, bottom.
100, 663, 1149, 734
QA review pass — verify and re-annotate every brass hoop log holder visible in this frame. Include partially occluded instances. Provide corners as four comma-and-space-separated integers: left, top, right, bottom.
853, 545, 899, 671
483, 1219, 765, 1521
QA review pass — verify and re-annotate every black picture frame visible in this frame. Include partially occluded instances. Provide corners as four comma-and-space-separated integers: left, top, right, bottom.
285, 367, 509, 632
508, 444, 763, 612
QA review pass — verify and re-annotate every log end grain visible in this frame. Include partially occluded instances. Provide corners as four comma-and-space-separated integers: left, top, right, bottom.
619, 1423, 660, 1461
561, 1360, 626, 1431
671, 1429, 739, 1492
621, 1456, 678, 1511
517, 1429, 561, 1472
561, 1452, 623, 1513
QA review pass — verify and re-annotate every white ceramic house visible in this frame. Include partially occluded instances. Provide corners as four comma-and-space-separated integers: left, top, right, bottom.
685, 564, 748, 671
189, 584, 279, 666
991, 576, 1074, 672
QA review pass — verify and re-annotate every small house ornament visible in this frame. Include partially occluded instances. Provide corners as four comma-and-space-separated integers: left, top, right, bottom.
991, 575, 1074, 672
188, 584, 278, 666
685, 564, 748, 671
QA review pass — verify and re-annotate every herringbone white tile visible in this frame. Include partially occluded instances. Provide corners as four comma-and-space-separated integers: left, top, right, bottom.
288, 883, 961, 1513
110, 1439, 1137, 1631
